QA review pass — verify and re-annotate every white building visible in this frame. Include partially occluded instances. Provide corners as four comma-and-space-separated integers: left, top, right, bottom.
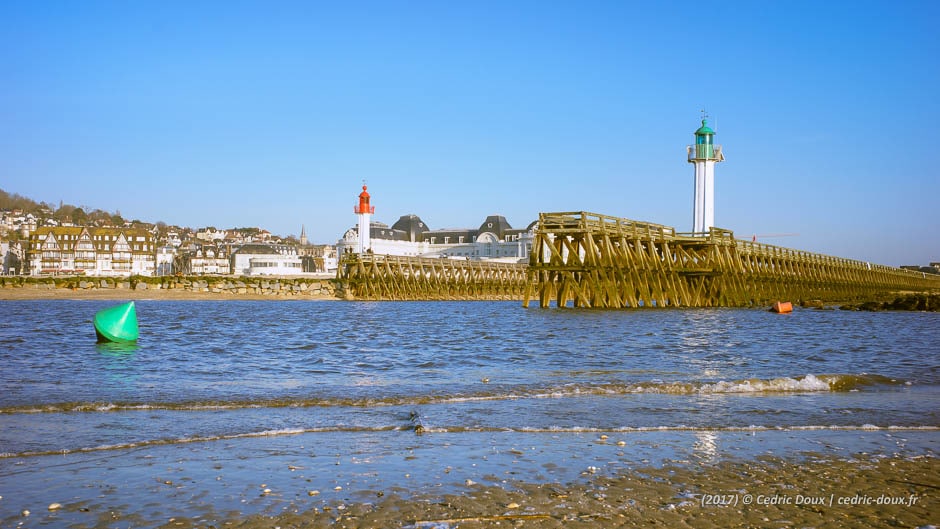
190, 245, 231, 275
156, 245, 176, 276
27, 226, 157, 277
2, 241, 25, 275
336, 187, 535, 262
166, 232, 183, 247
195, 227, 226, 242
230, 243, 302, 276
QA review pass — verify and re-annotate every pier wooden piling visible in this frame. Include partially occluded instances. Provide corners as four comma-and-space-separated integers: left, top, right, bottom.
335, 212, 939, 306
523, 211, 940, 308
337, 254, 529, 301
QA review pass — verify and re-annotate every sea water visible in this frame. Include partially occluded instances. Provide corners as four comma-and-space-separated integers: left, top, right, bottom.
0, 300, 937, 526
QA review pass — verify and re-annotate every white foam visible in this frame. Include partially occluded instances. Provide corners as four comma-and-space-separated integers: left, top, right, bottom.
699, 374, 831, 394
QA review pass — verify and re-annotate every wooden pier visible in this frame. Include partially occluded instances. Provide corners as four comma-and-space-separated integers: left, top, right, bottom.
337, 253, 529, 300
524, 211, 940, 308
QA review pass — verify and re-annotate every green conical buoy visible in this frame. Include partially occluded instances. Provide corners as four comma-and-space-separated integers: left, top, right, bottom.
94, 301, 139, 343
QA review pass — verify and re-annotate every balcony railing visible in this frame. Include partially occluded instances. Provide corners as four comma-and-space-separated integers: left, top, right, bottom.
687, 144, 723, 161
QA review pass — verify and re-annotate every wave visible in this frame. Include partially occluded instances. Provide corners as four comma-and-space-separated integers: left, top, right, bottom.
2, 424, 937, 460
0, 426, 393, 459
632, 374, 904, 395
0, 374, 911, 415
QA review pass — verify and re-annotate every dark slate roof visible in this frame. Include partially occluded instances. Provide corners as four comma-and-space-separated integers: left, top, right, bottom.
477, 215, 513, 239
391, 214, 430, 242
234, 243, 291, 255
234, 244, 275, 255
362, 221, 410, 241
419, 229, 476, 243
349, 214, 533, 243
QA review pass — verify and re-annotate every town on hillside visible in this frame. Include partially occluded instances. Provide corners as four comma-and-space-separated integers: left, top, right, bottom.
0, 186, 545, 278
0, 193, 335, 277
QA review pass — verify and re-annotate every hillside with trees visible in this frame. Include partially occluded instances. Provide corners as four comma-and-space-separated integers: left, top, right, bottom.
1, 188, 126, 226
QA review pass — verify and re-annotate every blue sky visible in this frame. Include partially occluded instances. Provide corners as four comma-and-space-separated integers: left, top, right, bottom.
1, 0, 937, 266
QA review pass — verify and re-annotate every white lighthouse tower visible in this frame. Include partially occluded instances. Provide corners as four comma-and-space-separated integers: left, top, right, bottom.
687, 118, 724, 235
354, 184, 374, 254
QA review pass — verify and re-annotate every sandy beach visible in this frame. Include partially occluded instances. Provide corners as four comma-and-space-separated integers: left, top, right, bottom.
0, 284, 338, 301
14, 428, 936, 529
171, 456, 938, 529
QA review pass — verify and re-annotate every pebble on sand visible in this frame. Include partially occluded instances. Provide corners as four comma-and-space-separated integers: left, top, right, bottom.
48, 503, 63, 511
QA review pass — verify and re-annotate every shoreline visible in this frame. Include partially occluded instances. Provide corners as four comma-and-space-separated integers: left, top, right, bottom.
0, 277, 340, 301
0, 287, 339, 301
214, 456, 938, 529
3, 286, 940, 309
7, 429, 937, 529
3, 278, 937, 308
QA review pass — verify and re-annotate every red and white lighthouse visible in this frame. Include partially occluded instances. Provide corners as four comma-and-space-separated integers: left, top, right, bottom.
354, 185, 375, 254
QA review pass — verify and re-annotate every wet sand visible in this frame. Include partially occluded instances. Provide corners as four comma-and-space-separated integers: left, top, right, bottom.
178, 456, 938, 529
8, 429, 937, 529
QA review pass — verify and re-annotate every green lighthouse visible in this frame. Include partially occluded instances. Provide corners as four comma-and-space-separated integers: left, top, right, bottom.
693, 119, 718, 160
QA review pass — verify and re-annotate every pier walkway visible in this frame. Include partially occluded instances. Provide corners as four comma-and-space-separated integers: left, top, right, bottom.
524, 211, 940, 308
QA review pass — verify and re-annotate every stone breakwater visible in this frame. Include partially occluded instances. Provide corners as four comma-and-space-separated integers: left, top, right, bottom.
0, 276, 339, 299
800, 293, 940, 312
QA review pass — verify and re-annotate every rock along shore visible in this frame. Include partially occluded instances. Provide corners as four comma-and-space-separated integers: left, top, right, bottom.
0, 275, 339, 301
800, 293, 940, 312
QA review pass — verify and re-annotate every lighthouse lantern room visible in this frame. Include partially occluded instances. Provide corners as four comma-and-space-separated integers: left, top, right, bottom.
687, 118, 724, 235
354, 185, 375, 254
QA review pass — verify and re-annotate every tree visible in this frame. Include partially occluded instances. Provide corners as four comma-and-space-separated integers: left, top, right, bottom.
54, 203, 75, 221
0, 188, 42, 211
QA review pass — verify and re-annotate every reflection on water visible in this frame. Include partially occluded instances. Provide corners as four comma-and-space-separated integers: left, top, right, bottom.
96, 341, 139, 387
693, 430, 720, 465
678, 310, 727, 350
96, 341, 139, 357
678, 310, 737, 380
